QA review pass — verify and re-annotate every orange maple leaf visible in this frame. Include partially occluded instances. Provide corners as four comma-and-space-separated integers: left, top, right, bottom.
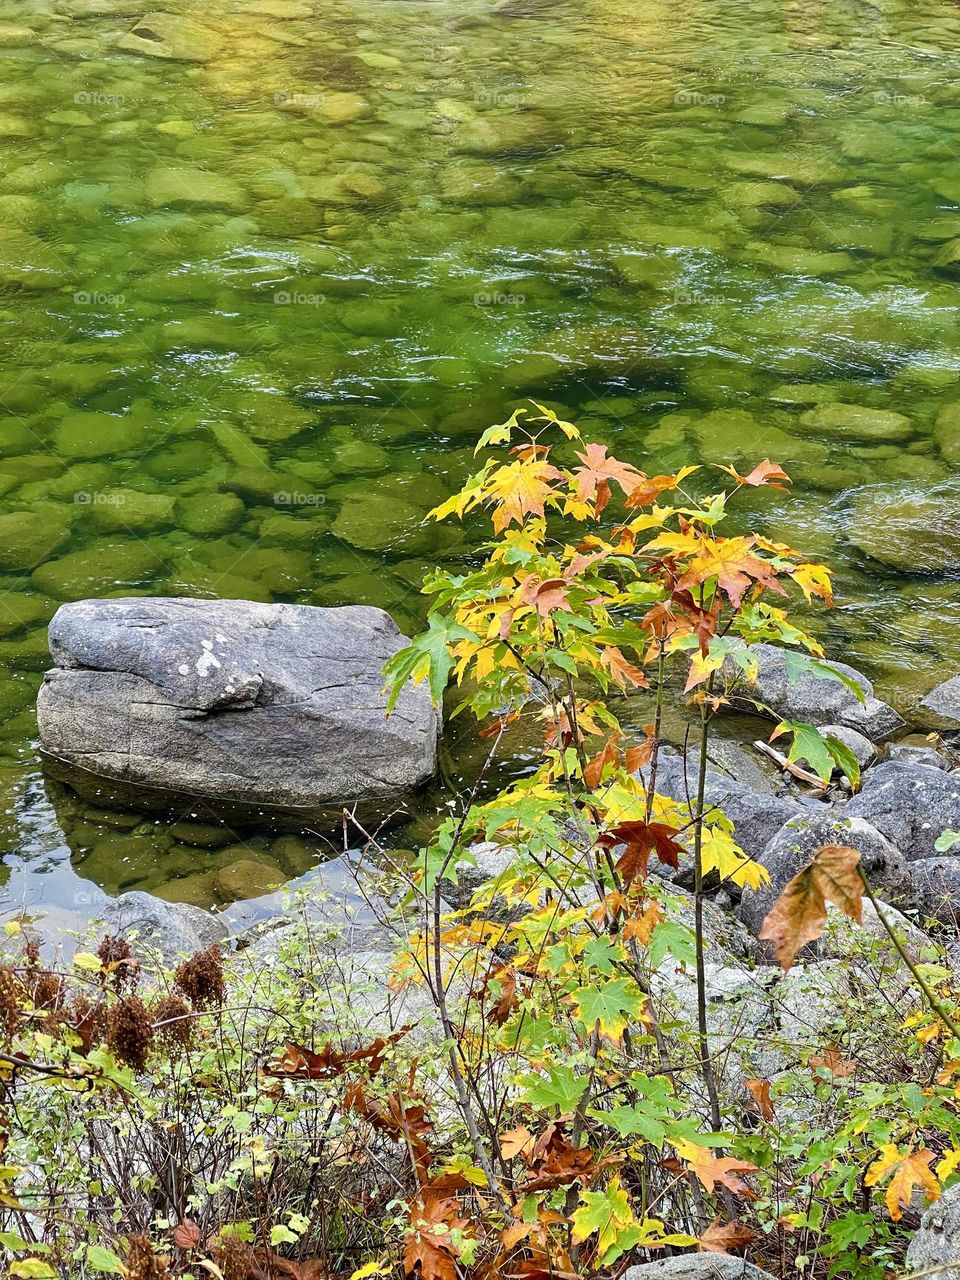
573, 443, 645, 515
687, 1151, 759, 1198
600, 645, 648, 689
675, 535, 785, 609
865, 1145, 940, 1221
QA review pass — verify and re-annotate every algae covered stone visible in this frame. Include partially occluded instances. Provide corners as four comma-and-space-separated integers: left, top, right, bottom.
847, 481, 960, 574
800, 403, 914, 442
0, 510, 71, 570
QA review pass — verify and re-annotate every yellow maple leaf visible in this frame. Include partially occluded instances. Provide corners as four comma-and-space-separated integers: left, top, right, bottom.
866, 1144, 940, 1221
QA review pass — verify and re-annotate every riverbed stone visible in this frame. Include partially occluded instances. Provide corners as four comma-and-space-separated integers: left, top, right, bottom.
116, 11, 224, 62
216, 858, 283, 901
37, 597, 440, 811
727, 642, 904, 740
847, 481, 960, 574
653, 746, 802, 864
624, 1251, 776, 1279
145, 165, 247, 211
177, 492, 245, 535
739, 813, 913, 945
814, 724, 876, 768
920, 676, 960, 728
905, 859, 960, 929
0, 510, 71, 570
32, 542, 166, 600
89, 489, 176, 533
845, 761, 960, 862
800, 403, 914, 441
54, 411, 149, 460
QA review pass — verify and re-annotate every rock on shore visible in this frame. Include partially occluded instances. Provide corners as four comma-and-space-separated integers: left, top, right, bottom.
37, 597, 438, 811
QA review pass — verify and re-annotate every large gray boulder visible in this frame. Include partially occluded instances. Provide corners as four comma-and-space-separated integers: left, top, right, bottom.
845, 760, 960, 861
37, 598, 438, 812
739, 812, 913, 943
653, 746, 803, 864
909, 858, 960, 928
727, 642, 904, 740
922, 674, 960, 728
906, 1182, 960, 1280
624, 1259, 776, 1280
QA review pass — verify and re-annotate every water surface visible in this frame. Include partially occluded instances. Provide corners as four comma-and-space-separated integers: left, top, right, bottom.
0, 0, 959, 925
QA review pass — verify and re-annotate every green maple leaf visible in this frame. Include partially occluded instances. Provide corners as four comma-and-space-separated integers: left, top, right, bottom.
382, 613, 477, 711
571, 978, 646, 1038
520, 1063, 588, 1113
571, 1177, 634, 1258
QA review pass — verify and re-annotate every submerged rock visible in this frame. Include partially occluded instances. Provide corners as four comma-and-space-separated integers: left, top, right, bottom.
800, 403, 914, 441
846, 481, 960, 575
116, 11, 223, 62
37, 597, 439, 812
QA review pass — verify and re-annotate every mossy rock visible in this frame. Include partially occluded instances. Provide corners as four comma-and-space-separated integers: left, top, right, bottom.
177, 492, 245, 535
89, 489, 176, 533
216, 857, 284, 901
800, 403, 914, 442
54, 411, 150, 460
847, 482, 960, 574
0, 510, 71, 570
32, 541, 167, 600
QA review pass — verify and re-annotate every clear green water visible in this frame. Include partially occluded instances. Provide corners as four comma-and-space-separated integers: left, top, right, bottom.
1, 0, 960, 926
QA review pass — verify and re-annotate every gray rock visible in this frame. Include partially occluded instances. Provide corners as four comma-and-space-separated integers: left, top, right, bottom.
92, 891, 228, 964
739, 812, 913, 942
886, 742, 952, 771
922, 675, 960, 728
910, 859, 960, 928
845, 761, 960, 861
654, 746, 803, 864
624, 1258, 776, 1280
906, 1182, 960, 1280
37, 597, 439, 812
727, 642, 904, 740
816, 724, 875, 768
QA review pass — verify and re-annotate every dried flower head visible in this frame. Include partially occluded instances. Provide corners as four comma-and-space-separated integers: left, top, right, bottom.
174, 946, 225, 1010
97, 935, 138, 991
125, 1233, 171, 1280
211, 1230, 253, 1280
27, 970, 64, 1016
150, 993, 194, 1052
0, 966, 24, 1044
22, 937, 39, 968
68, 993, 105, 1054
106, 996, 154, 1073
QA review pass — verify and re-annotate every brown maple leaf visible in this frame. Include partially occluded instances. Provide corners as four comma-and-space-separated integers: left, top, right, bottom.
808, 1042, 856, 1079
584, 733, 621, 788
517, 575, 571, 617
758, 844, 863, 970
698, 1218, 758, 1254
600, 646, 648, 690
625, 473, 682, 508
745, 1077, 774, 1121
